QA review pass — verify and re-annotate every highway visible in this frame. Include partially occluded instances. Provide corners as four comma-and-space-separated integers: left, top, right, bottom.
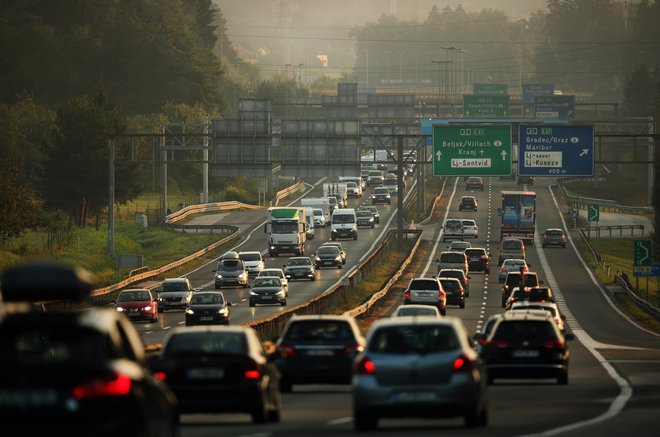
136, 177, 660, 436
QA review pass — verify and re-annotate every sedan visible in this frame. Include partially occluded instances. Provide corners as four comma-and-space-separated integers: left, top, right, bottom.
185, 291, 232, 325
283, 256, 316, 281
359, 206, 380, 223
353, 317, 488, 431
356, 210, 375, 228
498, 259, 529, 283
154, 326, 281, 423
115, 288, 158, 322
315, 245, 343, 269
249, 277, 287, 307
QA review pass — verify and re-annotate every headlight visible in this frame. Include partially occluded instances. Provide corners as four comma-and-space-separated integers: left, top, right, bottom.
216, 274, 222, 279
218, 308, 227, 315
250, 291, 257, 296
277, 291, 285, 296
116, 307, 125, 312
185, 308, 194, 315
331, 228, 337, 233
315, 257, 321, 262
335, 256, 342, 262
270, 245, 276, 250
143, 306, 152, 311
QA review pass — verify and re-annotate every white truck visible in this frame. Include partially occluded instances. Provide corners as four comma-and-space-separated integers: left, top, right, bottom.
264, 207, 307, 257
300, 198, 331, 225
338, 176, 363, 197
323, 182, 348, 207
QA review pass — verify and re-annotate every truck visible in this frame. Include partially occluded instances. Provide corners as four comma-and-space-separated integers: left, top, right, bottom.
338, 176, 363, 197
499, 191, 536, 244
264, 207, 307, 257
323, 182, 348, 207
300, 198, 331, 224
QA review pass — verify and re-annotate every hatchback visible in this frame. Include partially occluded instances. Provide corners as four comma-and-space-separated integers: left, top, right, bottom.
464, 248, 490, 274
498, 238, 525, 264
448, 240, 471, 252
461, 219, 479, 238
437, 268, 470, 297
498, 259, 529, 282
442, 218, 464, 241
403, 278, 447, 315
501, 272, 542, 307
352, 317, 488, 430
283, 256, 316, 281
459, 196, 478, 211
359, 206, 380, 223
439, 277, 466, 308
275, 315, 365, 392
238, 251, 265, 277
372, 186, 391, 204
437, 251, 469, 274
465, 177, 484, 191
115, 288, 158, 323
356, 210, 375, 228
249, 277, 287, 307
185, 291, 232, 325
315, 245, 343, 269
158, 278, 195, 312
542, 228, 567, 248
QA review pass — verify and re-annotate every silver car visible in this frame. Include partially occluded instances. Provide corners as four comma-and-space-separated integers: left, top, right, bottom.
352, 317, 488, 431
158, 277, 195, 312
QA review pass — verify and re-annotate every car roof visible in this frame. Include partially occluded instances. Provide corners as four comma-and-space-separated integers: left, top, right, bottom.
461, 219, 476, 224
370, 315, 464, 330
440, 250, 466, 256
238, 250, 261, 255
503, 258, 526, 263
287, 257, 310, 262
545, 228, 564, 232
221, 251, 240, 260
163, 277, 188, 283
166, 325, 254, 340
0, 261, 95, 302
260, 268, 284, 273
499, 311, 554, 322
461, 195, 476, 200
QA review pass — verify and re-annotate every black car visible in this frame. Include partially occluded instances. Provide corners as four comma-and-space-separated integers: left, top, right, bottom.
505, 286, 555, 310
465, 177, 484, 191
464, 248, 490, 274
356, 210, 375, 228
477, 312, 574, 385
0, 262, 179, 437
315, 245, 343, 269
501, 271, 542, 307
359, 206, 380, 223
542, 228, 567, 248
438, 277, 466, 308
249, 276, 287, 307
459, 196, 478, 212
283, 256, 316, 281
275, 315, 365, 392
155, 326, 281, 423
372, 187, 391, 205
185, 291, 232, 325
437, 268, 470, 297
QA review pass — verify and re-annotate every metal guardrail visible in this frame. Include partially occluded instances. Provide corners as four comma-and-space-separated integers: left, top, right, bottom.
614, 274, 660, 318
560, 183, 653, 216
168, 223, 238, 234
580, 224, 645, 239
165, 201, 262, 224
273, 182, 307, 206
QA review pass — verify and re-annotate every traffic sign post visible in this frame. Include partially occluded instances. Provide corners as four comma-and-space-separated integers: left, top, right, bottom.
588, 203, 599, 223
432, 125, 512, 176
463, 95, 510, 117
518, 125, 595, 177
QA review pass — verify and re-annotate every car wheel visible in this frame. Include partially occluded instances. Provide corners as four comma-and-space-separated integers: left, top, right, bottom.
465, 405, 487, 428
338, 264, 342, 269
151, 315, 158, 323
249, 301, 255, 308
501, 297, 506, 308
557, 370, 569, 385
440, 307, 446, 316
281, 300, 286, 306
460, 301, 465, 309
251, 395, 269, 424
268, 392, 281, 423
354, 410, 377, 432
157, 307, 163, 313
280, 378, 292, 393
371, 224, 374, 228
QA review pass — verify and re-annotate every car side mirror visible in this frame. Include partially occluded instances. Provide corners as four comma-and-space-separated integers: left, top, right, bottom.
564, 333, 575, 341
282, 265, 286, 268
527, 263, 532, 267
226, 302, 233, 307
212, 269, 217, 273
467, 275, 471, 279
193, 288, 200, 292
153, 298, 158, 302
561, 315, 566, 321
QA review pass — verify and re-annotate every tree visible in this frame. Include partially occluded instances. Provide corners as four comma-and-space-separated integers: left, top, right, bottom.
0, 149, 42, 244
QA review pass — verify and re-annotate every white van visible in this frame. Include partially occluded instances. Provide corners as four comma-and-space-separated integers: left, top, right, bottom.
331, 208, 358, 241
305, 207, 315, 240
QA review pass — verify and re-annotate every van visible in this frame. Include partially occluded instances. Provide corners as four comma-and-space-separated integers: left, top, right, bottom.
331, 208, 358, 241
442, 218, 464, 241
436, 251, 469, 274
498, 238, 526, 264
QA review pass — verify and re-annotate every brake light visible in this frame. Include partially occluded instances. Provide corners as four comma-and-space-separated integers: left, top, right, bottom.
544, 339, 564, 349
488, 339, 509, 349
356, 357, 376, 375
462, 279, 468, 285
404, 290, 411, 298
343, 343, 365, 356
452, 355, 473, 373
501, 266, 506, 273
72, 373, 132, 400
244, 370, 261, 379
277, 344, 296, 357
154, 372, 167, 381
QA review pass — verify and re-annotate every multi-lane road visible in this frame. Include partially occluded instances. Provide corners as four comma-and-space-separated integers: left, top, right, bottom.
135, 177, 660, 436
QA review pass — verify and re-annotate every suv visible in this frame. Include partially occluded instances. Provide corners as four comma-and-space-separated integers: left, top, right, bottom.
501, 272, 542, 307
283, 256, 316, 281
442, 218, 464, 241
403, 278, 447, 315
0, 262, 179, 436
498, 238, 526, 264
465, 177, 484, 191
238, 251, 265, 276
438, 277, 466, 308
436, 251, 469, 274
275, 315, 365, 392
459, 196, 478, 211
214, 257, 249, 288
542, 228, 566, 248
372, 186, 391, 205
158, 277, 195, 311
464, 248, 490, 274
437, 268, 470, 297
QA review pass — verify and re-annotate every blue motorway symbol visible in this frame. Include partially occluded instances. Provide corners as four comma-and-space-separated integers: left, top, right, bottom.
518, 125, 594, 177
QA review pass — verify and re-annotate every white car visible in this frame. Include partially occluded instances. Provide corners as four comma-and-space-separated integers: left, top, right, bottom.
391, 304, 441, 318
238, 251, 265, 277
510, 301, 565, 332
461, 219, 478, 239
498, 258, 529, 283
257, 268, 289, 292
312, 208, 326, 227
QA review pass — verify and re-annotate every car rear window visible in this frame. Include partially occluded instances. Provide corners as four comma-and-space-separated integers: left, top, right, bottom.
440, 279, 461, 290
252, 277, 281, 287
164, 332, 247, 356
409, 279, 440, 290
440, 253, 466, 263
284, 321, 355, 342
528, 288, 552, 301
438, 270, 465, 280
369, 325, 459, 354
503, 240, 522, 249
546, 230, 564, 236
465, 249, 486, 257
445, 220, 462, 228
462, 220, 476, 226
492, 321, 557, 341
394, 307, 438, 317
288, 258, 311, 266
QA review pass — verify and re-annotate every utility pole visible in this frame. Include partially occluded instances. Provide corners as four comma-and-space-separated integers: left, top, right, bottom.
432, 60, 452, 116
298, 63, 304, 88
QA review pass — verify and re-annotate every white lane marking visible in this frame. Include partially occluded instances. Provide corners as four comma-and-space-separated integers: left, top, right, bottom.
422, 178, 460, 276
607, 360, 660, 364
163, 326, 171, 330
178, 321, 184, 325
327, 417, 353, 426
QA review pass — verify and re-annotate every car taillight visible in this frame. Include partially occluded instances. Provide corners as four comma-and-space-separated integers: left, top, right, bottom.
501, 266, 506, 272
544, 339, 564, 349
343, 343, 365, 356
154, 372, 167, 381
72, 373, 132, 400
462, 279, 468, 285
452, 355, 473, 373
488, 339, 509, 349
404, 290, 411, 298
277, 344, 296, 357
244, 370, 261, 379
356, 357, 376, 375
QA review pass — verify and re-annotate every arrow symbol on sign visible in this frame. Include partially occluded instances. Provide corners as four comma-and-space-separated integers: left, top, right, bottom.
638, 243, 650, 264
579, 149, 588, 157
436, 150, 442, 160
501, 150, 507, 160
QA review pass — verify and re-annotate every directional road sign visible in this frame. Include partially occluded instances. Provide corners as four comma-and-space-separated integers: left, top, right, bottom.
634, 240, 652, 267
463, 96, 510, 117
473, 83, 508, 96
523, 84, 554, 115
518, 125, 594, 177
588, 203, 599, 222
633, 263, 660, 278
534, 95, 575, 118
433, 125, 512, 176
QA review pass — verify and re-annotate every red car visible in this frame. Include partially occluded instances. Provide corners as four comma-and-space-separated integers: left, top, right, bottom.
465, 177, 484, 191
115, 288, 159, 322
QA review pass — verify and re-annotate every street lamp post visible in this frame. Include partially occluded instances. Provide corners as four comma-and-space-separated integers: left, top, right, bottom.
432, 60, 452, 116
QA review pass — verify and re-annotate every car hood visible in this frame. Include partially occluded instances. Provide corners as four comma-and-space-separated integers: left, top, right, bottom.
116, 301, 151, 309
189, 303, 225, 311
251, 286, 285, 293
159, 291, 191, 298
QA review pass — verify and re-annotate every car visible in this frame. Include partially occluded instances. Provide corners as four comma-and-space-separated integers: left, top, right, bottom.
158, 277, 195, 312
367, 170, 384, 186
501, 272, 543, 307
390, 304, 441, 318
358, 205, 380, 223
330, 208, 358, 241
498, 258, 529, 283
346, 181, 361, 198
461, 219, 479, 238
249, 276, 287, 307
115, 288, 159, 323
333, 193, 346, 208
356, 209, 375, 228
320, 241, 347, 264
275, 315, 365, 392
0, 262, 179, 437
542, 228, 567, 248
465, 176, 484, 191
505, 286, 556, 310
510, 302, 565, 332
477, 312, 574, 385
438, 277, 466, 308
498, 238, 526, 264
448, 240, 471, 252
459, 196, 478, 211
257, 268, 288, 293
442, 218, 464, 241
352, 316, 488, 431
437, 268, 470, 297
474, 314, 502, 354
238, 251, 265, 277
383, 177, 398, 195
312, 208, 327, 227
518, 175, 534, 185
372, 186, 391, 204
464, 248, 490, 274
214, 256, 249, 288
314, 245, 343, 269
436, 251, 469, 274
403, 277, 447, 315
283, 256, 316, 281
184, 291, 232, 325
154, 326, 281, 423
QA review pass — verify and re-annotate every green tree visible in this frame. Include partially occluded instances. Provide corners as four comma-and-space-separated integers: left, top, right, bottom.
622, 65, 658, 116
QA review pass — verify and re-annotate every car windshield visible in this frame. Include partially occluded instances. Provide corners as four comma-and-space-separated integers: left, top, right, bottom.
357, 212, 372, 218
239, 253, 261, 262
384, 178, 397, 185
441, 253, 465, 263
288, 258, 311, 266
313, 210, 323, 216
259, 270, 282, 279
118, 291, 150, 302
285, 321, 354, 342
218, 260, 243, 271
369, 325, 459, 354
162, 281, 189, 292
164, 332, 247, 356
332, 214, 354, 224
409, 279, 439, 290
253, 277, 281, 287
445, 220, 461, 228
462, 220, 476, 226
318, 246, 339, 255
191, 293, 224, 305
272, 222, 298, 234
440, 279, 461, 290
375, 188, 388, 194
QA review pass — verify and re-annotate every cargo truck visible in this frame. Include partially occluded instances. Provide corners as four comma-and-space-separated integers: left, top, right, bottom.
323, 182, 348, 207
499, 191, 536, 244
265, 207, 307, 257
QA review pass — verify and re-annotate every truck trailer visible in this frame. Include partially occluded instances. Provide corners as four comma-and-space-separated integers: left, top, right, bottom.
499, 191, 536, 244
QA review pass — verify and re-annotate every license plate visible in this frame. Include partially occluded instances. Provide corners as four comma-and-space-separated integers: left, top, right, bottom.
323, 262, 332, 265
306, 350, 334, 356
0, 389, 58, 407
262, 295, 273, 299
394, 391, 438, 402
187, 368, 225, 380
199, 317, 213, 321
416, 292, 434, 297
512, 350, 539, 358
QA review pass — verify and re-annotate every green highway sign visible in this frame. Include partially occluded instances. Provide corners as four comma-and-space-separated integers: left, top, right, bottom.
432, 125, 512, 176
634, 240, 652, 267
473, 83, 508, 96
588, 203, 599, 222
463, 95, 510, 117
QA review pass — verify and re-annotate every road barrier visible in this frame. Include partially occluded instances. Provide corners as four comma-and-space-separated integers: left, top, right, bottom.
580, 224, 645, 239
272, 182, 307, 206
165, 201, 262, 224
559, 182, 653, 216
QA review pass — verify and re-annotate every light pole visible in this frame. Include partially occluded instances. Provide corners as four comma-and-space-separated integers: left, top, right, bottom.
432, 60, 452, 116
298, 63, 304, 88
285, 63, 291, 117
440, 46, 463, 104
